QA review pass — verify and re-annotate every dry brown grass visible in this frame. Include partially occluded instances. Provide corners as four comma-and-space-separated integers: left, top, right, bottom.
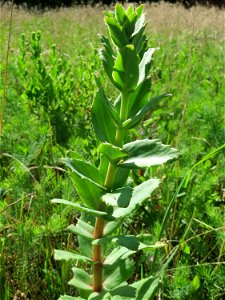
144, 2, 224, 38
0, 2, 224, 57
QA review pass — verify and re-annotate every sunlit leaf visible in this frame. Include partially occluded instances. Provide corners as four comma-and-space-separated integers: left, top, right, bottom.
98, 143, 126, 162
115, 3, 127, 25
51, 199, 108, 218
102, 178, 160, 219
105, 16, 128, 48
104, 247, 134, 266
119, 139, 178, 169
99, 35, 116, 85
92, 235, 139, 251
92, 83, 117, 143
138, 48, 156, 85
54, 250, 93, 264
112, 45, 139, 92
63, 157, 104, 185
103, 259, 135, 290
62, 158, 106, 209
131, 276, 160, 299
59, 295, 80, 300
69, 268, 92, 291
67, 219, 94, 240
125, 93, 171, 129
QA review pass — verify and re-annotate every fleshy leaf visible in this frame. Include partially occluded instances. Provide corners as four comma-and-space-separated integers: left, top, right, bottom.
104, 247, 134, 266
102, 178, 160, 219
78, 213, 95, 258
99, 35, 116, 85
105, 16, 128, 48
98, 143, 126, 163
103, 186, 132, 208
124, 93, 171, 129
67, 219, 94, 240
131, 276, 160, 300
115, 3, 127, 25
132, 13, 145, 38
110, 168, 130, 190
92, 235, 139, 251
112, 45, 139, 92
58, 296, 80, 300
103, 259, 135, 290
92, 83, 117, 143
127, 78, 151, 117
62, 158, 106, 209
119, 139, 178, 169
138, 48, 156, 85
51, 199, 108, 218
131, 25, 146, 55
63, 157, 104, 185
71, 172, 104, 209
108, 285, 136, 298
54, 250, 94, 264
69, 268, 92, 291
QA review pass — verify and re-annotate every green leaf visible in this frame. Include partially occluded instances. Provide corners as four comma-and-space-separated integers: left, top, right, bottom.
99, 35, 116, 85
115, 3, 127, 25
70, 172, 103, 209
63, 157, 104, 185
92, 83, 117, 143
58, 295, 80, 300
108, 285, 136, 299
131, 26, 146, 55
69, 268, 92, 291
125, 93, 171, 129
103, 259, 135, 290
112, 45, 139, 92
103, 186, 132, 208
62, 158, 106, 209
78, 213, 95, 258
131, 276, 160, 300
126, 5, 134, 16
102, 178, 160, 219
67, 219, 94, 240
104, 247, 134, 266
132, 13, 145, 38
93, 235, 139, 251
98, 143, 126, 163
127, 78, 151, 117
51, 199, 108, 218
138, 48, 156, 85
135, 4, 144, 18
105, 16, 128, 48
103, 221, 121, 236
54, 250, 94, 264
110, 168, 130, 190
192, 274, 200, 291
120, 139, 178, 169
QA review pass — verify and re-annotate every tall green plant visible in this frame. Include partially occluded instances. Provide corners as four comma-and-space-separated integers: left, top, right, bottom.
52, 4, 178, 299
17, 31, 95, 145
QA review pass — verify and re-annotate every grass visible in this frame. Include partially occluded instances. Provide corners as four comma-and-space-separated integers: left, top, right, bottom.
0, 2, 225, 299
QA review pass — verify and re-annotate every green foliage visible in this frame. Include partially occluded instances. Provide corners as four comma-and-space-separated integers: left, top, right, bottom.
53, 4, 179, 299
0, 4, 224, 300
17, 31, 96, 145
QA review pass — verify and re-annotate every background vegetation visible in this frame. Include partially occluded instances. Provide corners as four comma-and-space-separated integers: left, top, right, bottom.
1, 0, 225, 9
0, 2, 224, 299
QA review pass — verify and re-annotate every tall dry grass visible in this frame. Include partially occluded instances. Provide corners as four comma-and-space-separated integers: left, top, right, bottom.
0, 2, 224, 55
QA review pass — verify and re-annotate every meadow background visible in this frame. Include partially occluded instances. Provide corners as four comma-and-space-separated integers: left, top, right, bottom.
0, 2, 224, 299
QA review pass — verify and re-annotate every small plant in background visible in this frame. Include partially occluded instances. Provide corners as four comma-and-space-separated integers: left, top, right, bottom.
52, 4, 178, 299
17, 31, 96, 145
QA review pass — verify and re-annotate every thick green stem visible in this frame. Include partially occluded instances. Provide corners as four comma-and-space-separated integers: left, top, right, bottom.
92, 92, 129, 292
104, 92, 129, 189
